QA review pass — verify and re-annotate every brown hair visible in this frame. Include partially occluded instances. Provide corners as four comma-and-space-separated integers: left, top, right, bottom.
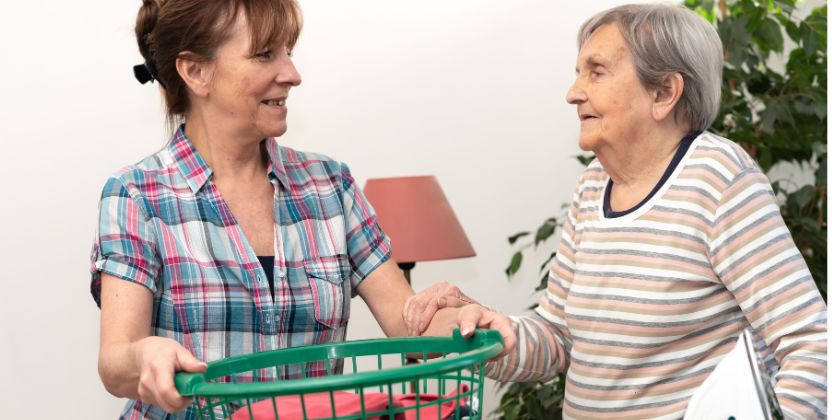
135, 0, 302, 121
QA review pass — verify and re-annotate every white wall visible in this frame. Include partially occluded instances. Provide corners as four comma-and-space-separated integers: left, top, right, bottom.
1, 1, 816, 418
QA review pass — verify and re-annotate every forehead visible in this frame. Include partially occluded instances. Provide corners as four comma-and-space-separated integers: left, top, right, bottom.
577, 23, 631, 66
223, 10, 254, 49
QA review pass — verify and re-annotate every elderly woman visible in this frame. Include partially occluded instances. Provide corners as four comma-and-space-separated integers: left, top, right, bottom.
91, 0, 416, 418
407, 4, 827, 419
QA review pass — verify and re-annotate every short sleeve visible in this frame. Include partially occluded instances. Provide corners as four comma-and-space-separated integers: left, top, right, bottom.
90, 176, 161, 307
339, 163, 392, 289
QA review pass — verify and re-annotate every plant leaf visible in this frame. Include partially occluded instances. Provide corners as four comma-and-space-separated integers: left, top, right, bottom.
534, 218, 558, 247
508, 231, 531, 245
505, 251, 523, 279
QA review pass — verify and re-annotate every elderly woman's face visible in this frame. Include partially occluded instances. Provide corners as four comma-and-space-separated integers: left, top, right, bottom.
566, 24, 655, 153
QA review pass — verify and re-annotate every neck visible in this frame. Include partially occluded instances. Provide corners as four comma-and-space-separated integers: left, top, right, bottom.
184, 108, 268, 181
596, 124, 689, 189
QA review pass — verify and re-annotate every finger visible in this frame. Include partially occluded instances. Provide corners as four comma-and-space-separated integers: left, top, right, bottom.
146, 361, 181, 413
416, 295, 463, 333
415, 299, 441, 334
457, 305, 485, 337
176, 347, 208, 373
405, 299, 426, 335
157, 379, 191, 413
403, 297, 413, 324
436, 296, 470, 309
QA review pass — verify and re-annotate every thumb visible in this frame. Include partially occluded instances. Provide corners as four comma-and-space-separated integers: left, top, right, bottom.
437, 296, 469, 309
175, 348, 207, 373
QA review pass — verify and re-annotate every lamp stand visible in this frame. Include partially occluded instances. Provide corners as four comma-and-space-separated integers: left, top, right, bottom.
397, 262, 415, 285
397, 261, 420, 393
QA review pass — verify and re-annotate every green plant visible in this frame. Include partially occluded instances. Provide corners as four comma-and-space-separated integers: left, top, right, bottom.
494, 1, 826, 418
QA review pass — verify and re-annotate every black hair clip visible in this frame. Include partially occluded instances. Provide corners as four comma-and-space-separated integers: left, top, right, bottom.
133, 62, 164, 87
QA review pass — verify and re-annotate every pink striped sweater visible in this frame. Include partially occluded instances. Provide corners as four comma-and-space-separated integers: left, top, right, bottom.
487, 132, 827, 419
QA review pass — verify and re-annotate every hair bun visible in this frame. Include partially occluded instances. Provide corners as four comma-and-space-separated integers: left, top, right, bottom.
135, 0, 162, 61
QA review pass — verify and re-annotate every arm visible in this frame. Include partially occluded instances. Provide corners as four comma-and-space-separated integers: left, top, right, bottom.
98, 274, 206, 413
354, 259, 414, 337
710, 168, 827, 418
91, 177, 205, 412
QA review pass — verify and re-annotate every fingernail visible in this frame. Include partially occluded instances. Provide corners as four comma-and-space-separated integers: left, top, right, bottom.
461, 328, 471, 336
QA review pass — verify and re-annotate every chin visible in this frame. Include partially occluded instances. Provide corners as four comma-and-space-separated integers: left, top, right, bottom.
577, 135, 598, 152
258, 123, 288, 139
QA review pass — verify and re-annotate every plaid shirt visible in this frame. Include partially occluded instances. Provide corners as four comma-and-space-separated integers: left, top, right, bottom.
90, 126, 391, 419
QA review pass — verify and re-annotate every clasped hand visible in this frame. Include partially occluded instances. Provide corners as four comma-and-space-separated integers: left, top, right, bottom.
402, 281, 517, 358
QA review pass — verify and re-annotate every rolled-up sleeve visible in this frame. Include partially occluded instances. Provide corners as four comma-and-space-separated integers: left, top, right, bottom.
90, 176, 160, 307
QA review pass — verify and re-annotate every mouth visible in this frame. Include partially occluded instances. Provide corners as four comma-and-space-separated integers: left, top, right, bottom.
261, 97, 287, 107
579, 113, 598, 121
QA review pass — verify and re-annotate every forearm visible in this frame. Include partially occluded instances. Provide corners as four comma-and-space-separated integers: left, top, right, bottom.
772, 318, 827, 419
356, 259, 414, 338
98, 339, 142, 399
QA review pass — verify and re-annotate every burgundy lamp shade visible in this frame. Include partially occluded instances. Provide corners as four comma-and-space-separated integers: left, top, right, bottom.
363, 176, 475, 264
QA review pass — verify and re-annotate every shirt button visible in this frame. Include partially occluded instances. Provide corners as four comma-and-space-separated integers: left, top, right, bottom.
278, 271, 285, 278
257, 275, 263, 282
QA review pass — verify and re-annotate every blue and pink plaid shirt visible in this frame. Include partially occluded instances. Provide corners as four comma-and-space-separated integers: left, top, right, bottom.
90, 126, 391, 419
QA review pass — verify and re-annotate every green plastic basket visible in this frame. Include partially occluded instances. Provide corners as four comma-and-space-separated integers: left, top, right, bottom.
175, 329, 503, 420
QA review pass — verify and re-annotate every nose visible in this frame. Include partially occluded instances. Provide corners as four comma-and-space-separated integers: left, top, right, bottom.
277, 53, 302, 87
566, 76, 585, 105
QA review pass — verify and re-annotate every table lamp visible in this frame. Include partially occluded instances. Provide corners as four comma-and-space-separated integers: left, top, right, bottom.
363, 175, 476, 284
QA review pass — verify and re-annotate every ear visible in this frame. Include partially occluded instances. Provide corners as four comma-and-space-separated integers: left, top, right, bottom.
175, 53, 213, 98
651, 73, 684, 122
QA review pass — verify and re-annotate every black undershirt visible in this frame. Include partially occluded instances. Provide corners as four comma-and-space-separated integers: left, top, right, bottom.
603, 131, 701, 218
257, 255, 275, 296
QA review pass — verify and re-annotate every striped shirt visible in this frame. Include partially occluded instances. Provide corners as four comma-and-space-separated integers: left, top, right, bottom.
486, 132, 827, 419
90, 126, 391, 419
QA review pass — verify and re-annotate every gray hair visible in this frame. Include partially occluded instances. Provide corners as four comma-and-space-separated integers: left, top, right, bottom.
578, 4, 723, 131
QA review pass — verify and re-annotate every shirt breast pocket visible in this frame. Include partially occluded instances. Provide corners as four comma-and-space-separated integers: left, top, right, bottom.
304, 255, 351, 329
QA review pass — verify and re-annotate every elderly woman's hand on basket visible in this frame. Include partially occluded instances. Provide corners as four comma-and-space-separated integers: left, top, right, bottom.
457, 305, 517, 359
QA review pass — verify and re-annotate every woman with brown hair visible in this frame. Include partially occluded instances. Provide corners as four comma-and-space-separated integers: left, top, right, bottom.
91, 1, 416, 417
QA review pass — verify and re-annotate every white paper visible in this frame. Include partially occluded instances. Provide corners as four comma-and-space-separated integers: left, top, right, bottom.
683, 329, 781, 420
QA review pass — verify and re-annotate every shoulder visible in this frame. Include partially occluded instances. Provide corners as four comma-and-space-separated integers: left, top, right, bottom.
273, 143, 352, 189
688, 132, 763, 180
687, 132, 775, 208
97, 147, 178, 210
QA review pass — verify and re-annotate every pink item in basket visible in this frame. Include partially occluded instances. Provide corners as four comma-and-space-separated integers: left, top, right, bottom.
231, 385, 470, 420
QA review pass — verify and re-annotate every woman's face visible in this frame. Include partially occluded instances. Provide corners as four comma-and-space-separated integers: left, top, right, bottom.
566, 24, 655, 153
205, 13, 302, 140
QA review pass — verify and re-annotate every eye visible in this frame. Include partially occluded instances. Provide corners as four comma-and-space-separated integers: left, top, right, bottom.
254, 50, 274, 61
589, 66, 605, 79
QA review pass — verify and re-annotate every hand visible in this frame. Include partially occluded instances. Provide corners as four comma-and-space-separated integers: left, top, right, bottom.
134, 337, 207, 413
458, 305, 517, 359
403, 281, 480, 336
